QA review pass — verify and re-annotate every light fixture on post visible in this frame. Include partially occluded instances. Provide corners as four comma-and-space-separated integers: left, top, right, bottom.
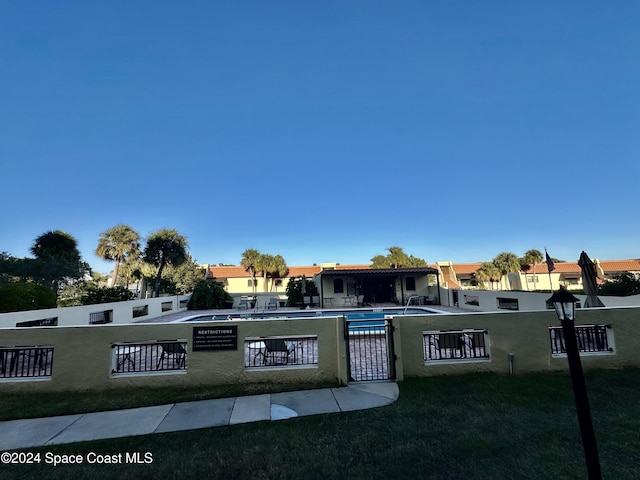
548, 287, 602, 480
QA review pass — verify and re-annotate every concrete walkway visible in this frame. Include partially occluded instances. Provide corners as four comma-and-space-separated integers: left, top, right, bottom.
0, 382, 398, 451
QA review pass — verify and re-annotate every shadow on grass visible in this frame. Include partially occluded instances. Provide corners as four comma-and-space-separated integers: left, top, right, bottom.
3, 369, 640, 480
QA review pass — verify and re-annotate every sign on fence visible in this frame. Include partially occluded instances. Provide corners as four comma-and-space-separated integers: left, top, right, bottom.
192, 326, 238, 351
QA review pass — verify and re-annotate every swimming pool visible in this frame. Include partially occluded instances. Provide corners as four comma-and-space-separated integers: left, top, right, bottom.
179, 307, 437, 322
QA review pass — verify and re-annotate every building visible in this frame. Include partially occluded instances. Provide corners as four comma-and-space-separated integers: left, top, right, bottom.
436, 259, 640, 292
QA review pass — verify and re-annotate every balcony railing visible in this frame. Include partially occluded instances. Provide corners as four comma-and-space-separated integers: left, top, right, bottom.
0, 346, 54, 379
111, 340, 188, 374
549, 325, 612, 355
244, 336, 318, 368
423, 330, 489, 362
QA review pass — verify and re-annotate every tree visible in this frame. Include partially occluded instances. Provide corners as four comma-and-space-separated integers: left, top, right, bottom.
521, 249, 543, 291
476, 262, 502, 290
162, 253, 206, 295
30, 230, 88, 294
254, 253, 288, 292
269, 255, 288, 291
95, 224, 141, 287
286, 276, 318, 306
492, 252, 521, 290
370, 247, 427, 268
599, 273, 640, 296
0, 282, 57, 313
188, 280, 233, 310
240, 248, 261, 293
143, 229, 188, 297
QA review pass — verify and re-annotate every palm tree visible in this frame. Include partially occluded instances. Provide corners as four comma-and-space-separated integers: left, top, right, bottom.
522, 249, 543, 291
476, 262, 501, 290
268, 254, 288, 291
493, 252, 522, 290
143, 229, 188, 297
255, 254, 277, 292
240, 249, 261, 293
95, 225, 140, 288
30, 230, 85, 293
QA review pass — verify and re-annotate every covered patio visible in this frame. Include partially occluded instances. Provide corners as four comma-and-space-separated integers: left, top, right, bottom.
314, 267, 440, 308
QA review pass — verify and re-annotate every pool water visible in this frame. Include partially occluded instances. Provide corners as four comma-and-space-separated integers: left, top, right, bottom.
182, 307, 435, 322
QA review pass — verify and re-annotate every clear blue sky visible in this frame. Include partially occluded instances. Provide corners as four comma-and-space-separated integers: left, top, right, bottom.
2, 1, 639, 274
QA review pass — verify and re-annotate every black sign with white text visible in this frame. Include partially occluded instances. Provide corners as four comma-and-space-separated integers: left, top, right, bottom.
192, 326, 238, 351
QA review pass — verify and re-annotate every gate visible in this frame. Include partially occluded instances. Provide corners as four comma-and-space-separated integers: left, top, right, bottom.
345, 318, 396, 382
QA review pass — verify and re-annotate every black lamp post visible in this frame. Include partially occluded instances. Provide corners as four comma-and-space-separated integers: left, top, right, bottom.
548, 287, 602, 480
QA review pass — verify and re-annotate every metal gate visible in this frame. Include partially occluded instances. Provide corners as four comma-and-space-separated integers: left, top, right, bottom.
345, 318, 396, 382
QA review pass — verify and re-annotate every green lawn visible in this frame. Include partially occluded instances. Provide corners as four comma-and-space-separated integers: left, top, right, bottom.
3, 368, 640, 480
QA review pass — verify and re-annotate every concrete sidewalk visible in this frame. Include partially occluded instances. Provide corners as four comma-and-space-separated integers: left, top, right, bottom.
0, 382, 398, 451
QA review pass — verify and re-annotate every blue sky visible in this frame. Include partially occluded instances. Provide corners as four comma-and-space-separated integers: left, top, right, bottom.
2, 1, 639, 274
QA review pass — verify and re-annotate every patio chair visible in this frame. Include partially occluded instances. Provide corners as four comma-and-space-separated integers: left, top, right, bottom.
238, 299, 250, 310
263, 339, 296, 365
266, 298, 279, 310
157, 342, 187, 369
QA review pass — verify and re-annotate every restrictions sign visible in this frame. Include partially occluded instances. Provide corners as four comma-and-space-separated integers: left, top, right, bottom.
192, 326, 238, 351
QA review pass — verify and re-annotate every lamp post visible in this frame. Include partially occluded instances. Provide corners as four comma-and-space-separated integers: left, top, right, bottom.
548, 287, 602, 480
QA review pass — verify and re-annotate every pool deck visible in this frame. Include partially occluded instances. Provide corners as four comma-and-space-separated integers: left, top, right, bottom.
139, 304, 474, 323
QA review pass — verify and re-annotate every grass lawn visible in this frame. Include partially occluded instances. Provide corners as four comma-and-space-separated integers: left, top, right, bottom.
2, 368, 640, 479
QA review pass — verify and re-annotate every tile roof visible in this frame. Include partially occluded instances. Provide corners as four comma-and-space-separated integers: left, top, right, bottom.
207, 259, 640, 280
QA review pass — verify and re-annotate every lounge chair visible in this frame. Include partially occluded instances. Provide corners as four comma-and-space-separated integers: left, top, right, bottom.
263, 339, 296, 365
157, 341, 187, 369
266, 298, 279, 310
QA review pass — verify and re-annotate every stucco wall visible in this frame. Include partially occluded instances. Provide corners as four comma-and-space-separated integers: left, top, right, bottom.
0, 295, 191, 328
393, 307, 640, 378
0, 316, 347, 393
2, 307, 638, 394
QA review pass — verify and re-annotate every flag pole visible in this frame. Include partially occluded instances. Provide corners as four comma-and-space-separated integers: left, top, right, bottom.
545, 247, 555, 293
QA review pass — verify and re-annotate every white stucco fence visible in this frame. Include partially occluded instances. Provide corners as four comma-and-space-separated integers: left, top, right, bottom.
0, 295, 191, 328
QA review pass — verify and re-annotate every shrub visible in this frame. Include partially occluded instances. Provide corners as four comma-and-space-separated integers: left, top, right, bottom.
599, 273, 640, 296
187, 280, 233, 310
286, 276, 318, 306
0, 282, 57, 313
57, 283, 135, 307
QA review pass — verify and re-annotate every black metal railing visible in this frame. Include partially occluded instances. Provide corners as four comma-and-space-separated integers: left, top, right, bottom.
423, 330, 489, 361
549, 325, 612, 355
111, 340, 188, 374
132, 305, 149, 318
244, 336, 318, 368
0, 346, 54, 379
90, 309, 113, 324
347, 321, 395, 381
15, 317, 58, 327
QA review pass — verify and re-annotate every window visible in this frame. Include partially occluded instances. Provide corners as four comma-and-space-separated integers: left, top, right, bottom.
406, 277, 416, 291
274, 279, 283, 286
89, 309, 113, 324
464, 295, 479, 306
497, 297, 519, 310
423, 330, 490, 362
247, 279, 257, 287
16, 318, 58, 327
549, 325, 613, 355
333, 279, 344, 294
161, 302, 173, 312
133, 305, 149, 318
526, 275, 538, 283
